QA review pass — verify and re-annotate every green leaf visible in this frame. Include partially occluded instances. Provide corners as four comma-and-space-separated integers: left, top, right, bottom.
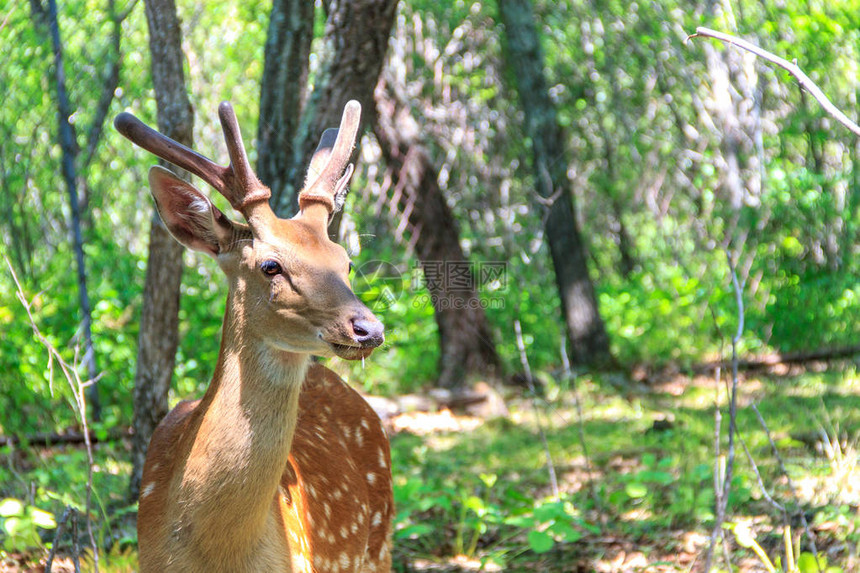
3, 516, 23, 536
527, 529, 554, 553
533, 501, 566, 522
625, 482, 648, 498
797, 553, 825, 573
548, 521, 582, 543
608, 490, 627, 505
479, 473, 497, 488
29, 508, 56, 529
503, 515, 534, 528
0, 498, 24, 517
464, 495, 486, 515
394, 523, 434, 540
731, 522, 756, 548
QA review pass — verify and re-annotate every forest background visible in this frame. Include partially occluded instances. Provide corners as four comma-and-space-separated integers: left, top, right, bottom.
2, 0, 860, 570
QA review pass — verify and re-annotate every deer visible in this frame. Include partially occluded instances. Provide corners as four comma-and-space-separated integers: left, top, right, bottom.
114, 100, 394, 572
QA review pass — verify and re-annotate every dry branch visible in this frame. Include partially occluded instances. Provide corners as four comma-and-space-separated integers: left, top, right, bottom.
0, 428, 131, 448
687, 27, 860, 138
514, 318, 560, 500
692, 343, 860, 374
6, 257, 99, 571
45, 506, 79, 573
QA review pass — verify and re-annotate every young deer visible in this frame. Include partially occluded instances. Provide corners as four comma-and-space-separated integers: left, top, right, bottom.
115, 101, 393, 572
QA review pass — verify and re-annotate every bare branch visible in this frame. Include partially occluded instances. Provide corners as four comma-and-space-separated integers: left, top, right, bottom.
45, 506, 78, 573
81, 0, 124, 172
514, 318, 560, 500
751, 402, 822, 569
6, 258, 99, 571
559, 336, 596, 501
704, 251, 745, 572
687, 27, 860, 138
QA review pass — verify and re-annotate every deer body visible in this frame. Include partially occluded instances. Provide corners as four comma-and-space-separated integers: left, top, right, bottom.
116, 102, 393, 572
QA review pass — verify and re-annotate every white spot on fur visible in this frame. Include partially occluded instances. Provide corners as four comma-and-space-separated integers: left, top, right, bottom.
141, 482, 156, 498
372, 511, 382, 526
294, 552, 310, 572
367, 472, 376, 484
340, 552, 350, 569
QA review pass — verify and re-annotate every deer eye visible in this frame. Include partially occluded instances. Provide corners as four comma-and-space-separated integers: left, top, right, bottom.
260, 260, 282, 277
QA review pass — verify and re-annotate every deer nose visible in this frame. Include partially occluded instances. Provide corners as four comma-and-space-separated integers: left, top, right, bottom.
351, 316, 385, 347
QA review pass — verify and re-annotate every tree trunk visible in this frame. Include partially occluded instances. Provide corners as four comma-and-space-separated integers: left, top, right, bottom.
498, 0, 612, 368
374, 78, 501, 390
257, 0, 314, 206
276, 0, 399, 230
36, 0, 102, 420
129, 0, 194, 502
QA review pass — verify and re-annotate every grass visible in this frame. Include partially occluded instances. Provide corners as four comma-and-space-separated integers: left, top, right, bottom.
388, 364, 860, 571
1, 364, 859, 571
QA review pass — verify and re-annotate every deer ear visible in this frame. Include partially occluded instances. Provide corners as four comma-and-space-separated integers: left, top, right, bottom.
148, 166, 236, 257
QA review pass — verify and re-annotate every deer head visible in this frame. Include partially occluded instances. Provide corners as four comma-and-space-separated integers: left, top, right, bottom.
115, 101, 383, 360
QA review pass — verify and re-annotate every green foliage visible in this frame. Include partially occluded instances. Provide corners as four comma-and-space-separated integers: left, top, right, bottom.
725, 522, 844, 573
391, 451, 591, 567
608, 453, 719, 527
0, 498, 56, 552
5, 0, 860, 421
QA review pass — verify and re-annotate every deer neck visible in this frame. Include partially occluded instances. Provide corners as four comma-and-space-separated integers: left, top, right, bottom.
178, 290, 309, 559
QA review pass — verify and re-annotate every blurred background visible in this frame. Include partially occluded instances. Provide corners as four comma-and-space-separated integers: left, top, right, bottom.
2, 0, 860, 570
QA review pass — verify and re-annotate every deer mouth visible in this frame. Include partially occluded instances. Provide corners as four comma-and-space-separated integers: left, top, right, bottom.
329, 342, 375, 361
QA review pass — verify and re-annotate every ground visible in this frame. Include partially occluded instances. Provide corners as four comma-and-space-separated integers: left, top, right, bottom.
1, 361, 859, 572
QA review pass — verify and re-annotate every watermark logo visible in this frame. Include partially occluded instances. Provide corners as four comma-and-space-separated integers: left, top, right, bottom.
353, 260, 508, 311
414, 261, 507, 292
353, 260, 405, 311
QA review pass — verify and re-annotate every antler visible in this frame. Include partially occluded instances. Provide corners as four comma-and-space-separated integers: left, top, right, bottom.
298, 100, 361, 216
114, 103, 274, 228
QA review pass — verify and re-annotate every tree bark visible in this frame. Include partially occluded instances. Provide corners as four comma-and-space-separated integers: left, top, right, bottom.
129, 0, 193, 502
497, 0, 612, 368
257, 0, 314, 205
276, 0, 399, 229
374, 78, 501, 389
36, 0, 102, 420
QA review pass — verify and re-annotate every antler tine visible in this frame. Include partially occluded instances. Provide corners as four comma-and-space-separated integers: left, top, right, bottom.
304, 129, 338, 188
114, 112, 231, 197
298, 101, 361, 216
217, 102, 270, 208
317, 100, 361, 189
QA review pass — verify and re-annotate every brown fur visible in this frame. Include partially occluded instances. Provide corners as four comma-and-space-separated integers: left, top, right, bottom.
138, 362, 393, 573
